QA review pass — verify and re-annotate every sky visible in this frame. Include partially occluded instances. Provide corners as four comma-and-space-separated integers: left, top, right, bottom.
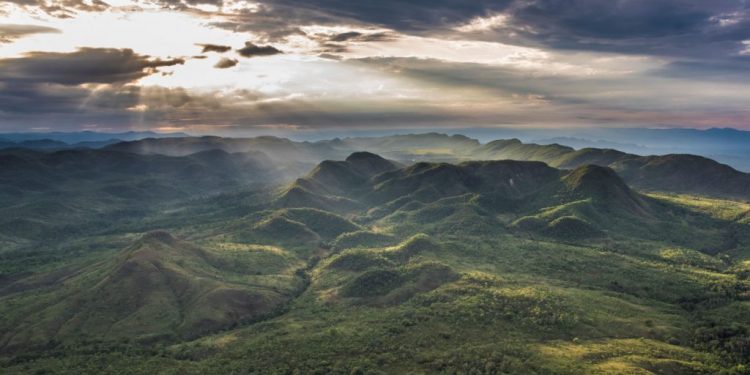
1, 0, 750, 135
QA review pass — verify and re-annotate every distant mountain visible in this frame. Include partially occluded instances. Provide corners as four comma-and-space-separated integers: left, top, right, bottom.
0, 148, 286, 199
475, 138, 750, 201
22, 133, 750, 201
0, 131, 188, 144
106, 136, 346, 165
319, 132, 479, 162
104, 133, 480, 163
452, 127, 750, 171
6, 127, 750, 169
0, 132, 187, 152
531, 137, 652, 155
0, 148, 302, 244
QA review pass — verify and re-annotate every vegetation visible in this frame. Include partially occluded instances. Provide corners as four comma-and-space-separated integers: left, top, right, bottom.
2, 136, 750, 374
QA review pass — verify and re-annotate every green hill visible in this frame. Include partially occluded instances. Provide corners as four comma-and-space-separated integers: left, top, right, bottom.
1, 148, 749, 374
561, 164, 650, 214
101, 134, 750, 201
0, 231, 305, 351
275, 152, 400, 212
475, 139, 750, 201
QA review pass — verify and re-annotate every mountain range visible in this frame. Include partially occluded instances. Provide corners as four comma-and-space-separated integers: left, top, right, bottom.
0, 134, 748, 374
110, 133, 750, 201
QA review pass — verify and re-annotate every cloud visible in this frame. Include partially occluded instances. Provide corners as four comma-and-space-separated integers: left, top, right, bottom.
0, 47, 190, 128
197, 43, 231, 53
236, 41, 282, 58
305, 29, 398, 54
317, 43, 349, 53
0, 48, 185, 85
346, 56, 750, 125
326, 31, 396, 43
329, 31, 361, 42
266, 0, 512, 33
0, 24, 60, 43
2, 0, 109, 18
218, 1, 748, 61
262, 0, 750, 59
480, 0, 750, 57
214, 57, 238, 69
356, 32, 397, 42
206, 3, 328, 42
0, 83, 253, 130
318, 53, 342, 60
3, 0, 750, 132
146, 0, 223, 10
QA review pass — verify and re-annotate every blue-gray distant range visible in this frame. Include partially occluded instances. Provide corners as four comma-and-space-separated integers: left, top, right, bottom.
3, 128, 748, 172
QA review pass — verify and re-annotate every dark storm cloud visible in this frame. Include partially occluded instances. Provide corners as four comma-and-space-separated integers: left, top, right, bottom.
207, 3, 328, 42
236, 42, 282, 58
0, 84, 233, 130
485, 0, 750, 57
0, 48, 185, 85
0, 82, 141, 115
215, 0, 750, 95
266, 0, 512, 32
0, 24, 60, 43
0, 48, 187, 124
251, 0, 750, 59
197, 43, 231, 53
207, 1, 508, 42
4, 0, 750, 131
214, 57, 238, 69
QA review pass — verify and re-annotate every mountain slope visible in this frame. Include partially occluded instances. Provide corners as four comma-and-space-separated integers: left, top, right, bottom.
102, 134, 750, 201
0, 148, 296, 245
475, 138, 750, 201
0, 231, 305, 350
276, 152, 401, 212
1, 150, 749, 374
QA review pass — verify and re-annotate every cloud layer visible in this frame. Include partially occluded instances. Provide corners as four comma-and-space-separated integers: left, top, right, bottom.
0, 0, 749, 132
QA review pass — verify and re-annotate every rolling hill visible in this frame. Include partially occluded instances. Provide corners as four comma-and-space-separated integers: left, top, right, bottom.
97, 133, 750, 202
1, 144, 749, 374
0, 231, 306, 351
475, 138, 750, 201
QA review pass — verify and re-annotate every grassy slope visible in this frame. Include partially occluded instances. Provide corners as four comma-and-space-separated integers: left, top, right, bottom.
2, 154, 749, 374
